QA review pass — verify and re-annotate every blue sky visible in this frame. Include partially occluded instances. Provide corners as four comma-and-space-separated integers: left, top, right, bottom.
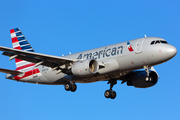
0, 0, 180, 120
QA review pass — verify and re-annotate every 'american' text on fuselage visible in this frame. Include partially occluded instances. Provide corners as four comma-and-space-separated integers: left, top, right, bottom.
77, 46, 124, 59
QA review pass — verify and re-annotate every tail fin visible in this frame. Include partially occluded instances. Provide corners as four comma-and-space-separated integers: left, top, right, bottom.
10, 28, 35, 71
10, 28, 35, 52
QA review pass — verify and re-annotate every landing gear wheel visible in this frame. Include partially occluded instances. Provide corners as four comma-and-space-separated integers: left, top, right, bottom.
65, 83, 72, 91
71, 84, 77, 92
65, 83, 77, 92
111, 91, 116, 99
104, 90, 111, 98
104, 79, 117, 99
104, 90, 117, 99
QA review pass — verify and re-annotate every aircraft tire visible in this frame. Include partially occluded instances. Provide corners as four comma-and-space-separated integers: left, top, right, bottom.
111, 91, 116, 99
71, 84, 77, 92
104, 90, 112, 98
65, 83, 72, 91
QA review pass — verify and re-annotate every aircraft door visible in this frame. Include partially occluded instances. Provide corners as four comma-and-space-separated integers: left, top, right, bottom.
135, 38, 144, 53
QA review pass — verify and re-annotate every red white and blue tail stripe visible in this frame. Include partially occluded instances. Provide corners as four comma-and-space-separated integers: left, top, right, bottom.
10, 28, 35, 52
10, 28, 36, 72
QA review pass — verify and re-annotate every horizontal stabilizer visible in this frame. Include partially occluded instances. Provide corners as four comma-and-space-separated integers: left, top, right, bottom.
0, 68, 23, 75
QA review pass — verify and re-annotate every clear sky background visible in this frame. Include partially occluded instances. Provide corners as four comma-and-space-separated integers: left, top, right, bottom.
0, 0, 179, 120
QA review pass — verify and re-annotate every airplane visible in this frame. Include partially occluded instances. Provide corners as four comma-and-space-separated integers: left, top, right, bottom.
0, 28, 177, 99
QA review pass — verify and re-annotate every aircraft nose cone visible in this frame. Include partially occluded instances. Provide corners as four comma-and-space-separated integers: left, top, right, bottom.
166, 45, 177, 58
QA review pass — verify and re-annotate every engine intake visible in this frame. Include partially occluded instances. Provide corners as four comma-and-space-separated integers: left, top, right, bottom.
127, 71, 158, 88
71, 59, 99, 77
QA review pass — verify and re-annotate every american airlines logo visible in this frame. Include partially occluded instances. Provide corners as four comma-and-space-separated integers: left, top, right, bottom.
127, 41, 134, 52
77, 42, 134, 60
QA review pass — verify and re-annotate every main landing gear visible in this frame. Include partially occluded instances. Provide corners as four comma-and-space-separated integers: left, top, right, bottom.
65, 83, 77, 92
104, 79, 117, 99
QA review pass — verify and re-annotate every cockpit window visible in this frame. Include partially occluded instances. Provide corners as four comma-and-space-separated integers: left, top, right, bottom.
151, 41, 155, 45
150, 40, 168, 45
155, 40, 160, 44
160, 40, 168, 44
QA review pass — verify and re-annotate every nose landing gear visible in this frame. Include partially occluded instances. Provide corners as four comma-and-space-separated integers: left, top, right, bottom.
144, 65, 152, 82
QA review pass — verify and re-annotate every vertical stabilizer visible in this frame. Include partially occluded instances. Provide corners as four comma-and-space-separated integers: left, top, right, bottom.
10, 28, 35, 71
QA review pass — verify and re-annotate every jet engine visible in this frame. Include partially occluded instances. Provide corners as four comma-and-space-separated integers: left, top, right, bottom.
127, 71, 158, 88
71, 59, 99, 77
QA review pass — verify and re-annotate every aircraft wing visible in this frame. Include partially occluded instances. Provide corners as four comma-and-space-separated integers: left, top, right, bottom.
0, 46, 77, 68
0, 68, 23, 75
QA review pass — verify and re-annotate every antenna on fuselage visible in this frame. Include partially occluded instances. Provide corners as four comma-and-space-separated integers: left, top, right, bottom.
144, 34, 147, 37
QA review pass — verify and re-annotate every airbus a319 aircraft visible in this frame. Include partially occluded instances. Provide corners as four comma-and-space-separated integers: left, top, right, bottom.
0, 28, 177, 99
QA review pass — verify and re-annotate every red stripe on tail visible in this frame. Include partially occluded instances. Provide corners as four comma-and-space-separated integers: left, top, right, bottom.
12, 37, 18, 43
10, 29, 15, 33
16, 63, 35, 71
15, 58, 23, 63
14, 46, 22, 50
14, 68, 40, 80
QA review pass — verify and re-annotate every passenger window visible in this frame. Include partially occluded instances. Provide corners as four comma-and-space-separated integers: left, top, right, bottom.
155, 40, 160, 44
150, 41, 155, 45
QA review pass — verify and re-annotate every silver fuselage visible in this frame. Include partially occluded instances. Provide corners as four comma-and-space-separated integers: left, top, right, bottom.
6, 37, 177, 85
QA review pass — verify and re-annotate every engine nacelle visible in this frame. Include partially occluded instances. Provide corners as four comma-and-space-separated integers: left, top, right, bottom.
71, 59, 99, 77
127, 71, 158, 88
